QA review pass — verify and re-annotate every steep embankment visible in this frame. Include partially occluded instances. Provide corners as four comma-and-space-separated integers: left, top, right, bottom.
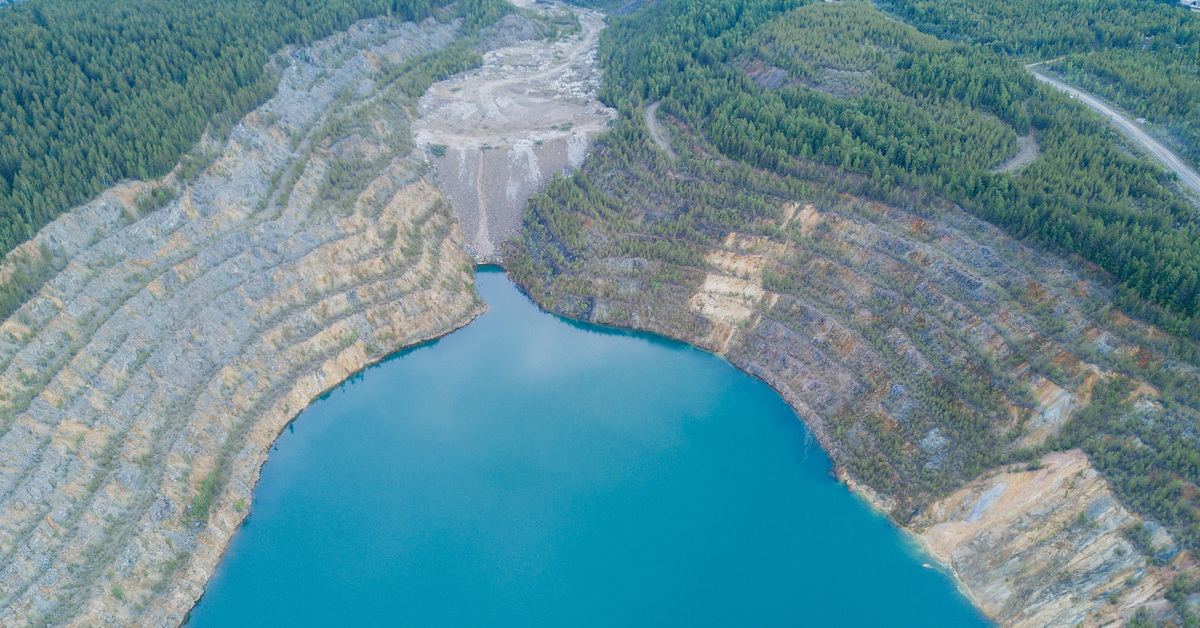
916, 449, 1192, 626
508, 0, 1200, 622
0, 17, 484, 627
413, 4, 616, 260
508, 100, 1200, 624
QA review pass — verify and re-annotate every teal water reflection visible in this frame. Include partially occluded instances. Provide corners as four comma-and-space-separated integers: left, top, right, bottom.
185, 267, 991, 626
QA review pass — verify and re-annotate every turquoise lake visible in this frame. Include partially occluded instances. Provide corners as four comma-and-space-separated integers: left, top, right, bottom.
185, 267, 991, 626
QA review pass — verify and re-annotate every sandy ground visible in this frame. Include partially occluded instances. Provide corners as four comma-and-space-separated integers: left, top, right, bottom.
413, 3, 616, 260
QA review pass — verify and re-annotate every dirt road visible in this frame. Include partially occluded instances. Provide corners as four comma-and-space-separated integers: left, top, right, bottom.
992, 134, 1039, 173
414, 5, 612, 149
645, 101, 677, 159
1028, 65, 1200, 196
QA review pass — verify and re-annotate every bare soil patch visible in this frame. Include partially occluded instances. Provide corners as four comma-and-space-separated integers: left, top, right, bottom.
413, 3, 616, 260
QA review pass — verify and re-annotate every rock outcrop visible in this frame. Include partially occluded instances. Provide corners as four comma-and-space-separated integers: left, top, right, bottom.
413, 4, 616, 261
0, 16, 482, 627
917, 450, 1189, 627
508, 109, 1200, 625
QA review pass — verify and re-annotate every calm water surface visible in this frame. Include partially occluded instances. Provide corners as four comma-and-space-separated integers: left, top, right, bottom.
186, 267, 991, 626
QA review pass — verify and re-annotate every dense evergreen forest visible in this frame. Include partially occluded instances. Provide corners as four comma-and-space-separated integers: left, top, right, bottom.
0, 0, 522, 322
0, 0, 463, 261
593, 0, 1200, 336
877, 0, 1200, 167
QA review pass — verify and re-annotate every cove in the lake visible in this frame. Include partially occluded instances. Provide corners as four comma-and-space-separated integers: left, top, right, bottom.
185, 267, 991, 626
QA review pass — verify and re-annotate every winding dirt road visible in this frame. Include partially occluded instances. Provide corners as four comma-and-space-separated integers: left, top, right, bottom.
645, 101, 677, 159
992, 134, 1039, 173
1027, 64, 1200, 196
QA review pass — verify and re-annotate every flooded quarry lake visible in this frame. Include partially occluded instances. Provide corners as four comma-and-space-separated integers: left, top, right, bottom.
185, 267, 991, 626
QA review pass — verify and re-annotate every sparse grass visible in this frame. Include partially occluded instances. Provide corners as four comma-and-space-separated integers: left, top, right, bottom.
135, 185, 178, 213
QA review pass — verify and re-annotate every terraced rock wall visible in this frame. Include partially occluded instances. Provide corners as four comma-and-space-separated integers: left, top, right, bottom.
414, 5, 616, 261
0, 16, 483, 627
916, 450, 1192, 627
508, 108, 1200, 626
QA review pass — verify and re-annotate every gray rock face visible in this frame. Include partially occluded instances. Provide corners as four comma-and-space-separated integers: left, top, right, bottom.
511, 147, 1200, 624
0, 15, 483, 627
917, 451, 1186, 627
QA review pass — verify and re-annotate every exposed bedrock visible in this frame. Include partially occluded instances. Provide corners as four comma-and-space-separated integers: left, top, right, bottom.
0, 16, 482, 627
413, 4, 616, 261
509, 120, 1200, 624
917, 450, 1191, 627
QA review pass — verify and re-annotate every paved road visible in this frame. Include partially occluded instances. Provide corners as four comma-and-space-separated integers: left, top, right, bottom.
1028, 65, 1200, 196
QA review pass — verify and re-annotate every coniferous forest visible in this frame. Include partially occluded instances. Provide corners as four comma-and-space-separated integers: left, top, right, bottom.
0, 0, 453, 259
1, 0, 1200, 621
878, 0, 1200, 166
0, 0, 1195, 329
590, 0, 1200, 334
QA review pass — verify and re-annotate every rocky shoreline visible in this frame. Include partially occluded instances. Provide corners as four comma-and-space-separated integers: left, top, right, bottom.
0, 15, 483, 626
1, 2, 1195, 626
504, 263, 1190, 626
505, 125, 1200, 624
